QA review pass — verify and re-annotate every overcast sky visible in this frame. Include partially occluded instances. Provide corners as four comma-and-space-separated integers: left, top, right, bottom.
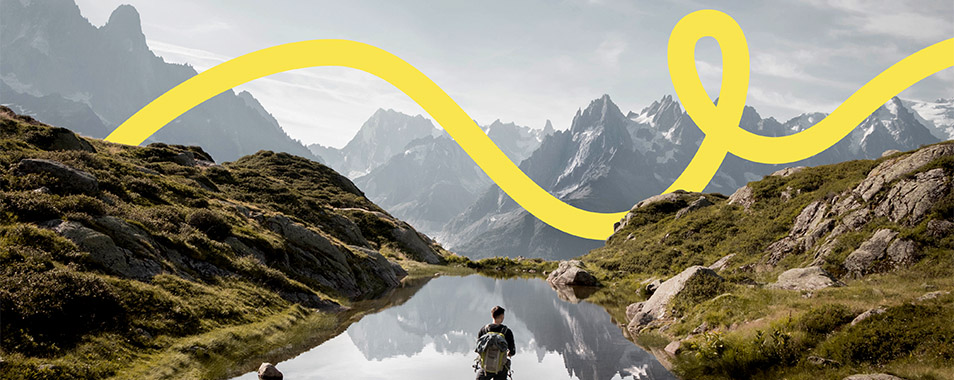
74, 0, 953, 148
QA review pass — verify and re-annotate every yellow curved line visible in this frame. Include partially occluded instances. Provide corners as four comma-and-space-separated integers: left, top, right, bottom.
104, 11, 954, 241
104, 40, 629, 240
665, 10, 954, 193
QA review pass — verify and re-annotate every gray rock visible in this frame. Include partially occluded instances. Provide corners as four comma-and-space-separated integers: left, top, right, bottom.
390, 224, 441, 264
764, 200, 834, 265
874, 168, 949, 225
264, 215, 348, 267
917, 291, 950, 301
881, 149, 902, 158
615, 192, 688, 232
664, 340, 682, 357
927, 219, 954, 238
44, 220, 161, 279
645, 279, 663, 295
767, 266, 841, 291
727, 185, 755, 210
844, 229, 898, 277
853, 143, 954, 202
258, 362, 283, 380
843, 374, 906, 380
708, 254, 735, 272
771, 166, 806, 177
44, 127, 97, 153
850, 307, 886, 326
15, 158, 98, 193
675, 196, 713, 219
807, 355, 842, 367
547, 260, 599, 287
886, 239, 918, 267
626, 266, 722, 330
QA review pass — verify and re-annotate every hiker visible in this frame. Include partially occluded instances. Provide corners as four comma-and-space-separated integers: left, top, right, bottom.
474, 306, 516, 380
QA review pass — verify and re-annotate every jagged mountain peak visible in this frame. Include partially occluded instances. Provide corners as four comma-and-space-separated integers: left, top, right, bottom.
103, 4, 145, 43
571, 94, 627, 133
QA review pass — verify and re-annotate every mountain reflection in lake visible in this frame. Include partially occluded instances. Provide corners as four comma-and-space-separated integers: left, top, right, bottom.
232, 275, 674, 380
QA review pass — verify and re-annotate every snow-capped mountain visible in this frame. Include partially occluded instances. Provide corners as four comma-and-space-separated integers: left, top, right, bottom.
350, 116, 552, 237
0, 0, 318, 162
440, 95, 940, 260
903, 98, 954, 141
310, 109, 441, 179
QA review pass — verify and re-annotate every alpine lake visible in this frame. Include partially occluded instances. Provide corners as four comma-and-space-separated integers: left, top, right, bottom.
230, 275, 675, 380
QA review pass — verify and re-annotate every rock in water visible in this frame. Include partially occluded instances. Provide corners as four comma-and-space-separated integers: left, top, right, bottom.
15, 158, 98, 194
767, 266, 842, 291
258, 362, 283, 380
547, 260, 599, 287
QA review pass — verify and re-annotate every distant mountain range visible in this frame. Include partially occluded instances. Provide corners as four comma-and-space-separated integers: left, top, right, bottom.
439, 94, 943, 260
0, 0, 319, 163
312, 110, 552, 237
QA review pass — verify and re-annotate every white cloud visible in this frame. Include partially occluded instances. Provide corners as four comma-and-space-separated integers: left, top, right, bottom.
594, 35, 626, 69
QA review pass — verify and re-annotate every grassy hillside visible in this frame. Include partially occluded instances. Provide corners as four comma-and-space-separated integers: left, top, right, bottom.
0, 106, 450, 379
581, 142, 954, 379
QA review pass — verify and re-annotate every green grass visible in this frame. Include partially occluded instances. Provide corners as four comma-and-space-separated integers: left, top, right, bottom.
0, 107, 459, 379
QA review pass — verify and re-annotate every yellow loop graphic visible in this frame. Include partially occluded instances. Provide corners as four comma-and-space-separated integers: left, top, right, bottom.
666, 10, 954, 192
105, 10, 954, 241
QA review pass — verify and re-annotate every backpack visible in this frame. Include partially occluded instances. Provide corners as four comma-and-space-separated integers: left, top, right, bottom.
475, 325, 509, 374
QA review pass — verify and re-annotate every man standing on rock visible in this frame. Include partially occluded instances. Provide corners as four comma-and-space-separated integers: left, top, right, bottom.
475, 306, 516, 380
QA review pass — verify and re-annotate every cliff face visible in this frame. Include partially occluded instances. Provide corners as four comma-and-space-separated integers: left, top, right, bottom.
0, 106, 444, 378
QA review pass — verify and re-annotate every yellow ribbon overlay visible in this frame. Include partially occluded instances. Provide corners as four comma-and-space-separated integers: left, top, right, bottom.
105, 10, 954, 241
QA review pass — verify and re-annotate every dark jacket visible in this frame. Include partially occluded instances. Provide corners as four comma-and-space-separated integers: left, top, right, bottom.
478, 323, 515, 355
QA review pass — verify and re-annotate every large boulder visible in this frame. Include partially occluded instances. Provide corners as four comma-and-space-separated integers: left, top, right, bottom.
40, 127, 97, 153
626, 266, 723, 330
258, 362, 283, 380
547, 260, 599, 287
44, 220, 161, 279
766, 266, 841, 291
843, 229, 918, 277
15, 158, 98, 194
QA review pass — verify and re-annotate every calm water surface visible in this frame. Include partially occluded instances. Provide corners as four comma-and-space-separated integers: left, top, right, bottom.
232, 275, 674, 380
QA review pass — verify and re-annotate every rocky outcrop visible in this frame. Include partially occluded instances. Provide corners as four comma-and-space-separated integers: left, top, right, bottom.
767, 266, 842, 291
675, 196, 713, 219
15, 159, 98, 194
917, 291, 950, 301
844, 229, 919, 277
854, 143, 954, 202
873, 168, 948, 226
390, 224, 441, 264
44, 220, 161, 279
771, 166, 806, 177
626, 266, 722, 330
728, 185, 755, 210
547, 260, 599, 287
762, 142, 951, 272
763, 200, 833, 265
